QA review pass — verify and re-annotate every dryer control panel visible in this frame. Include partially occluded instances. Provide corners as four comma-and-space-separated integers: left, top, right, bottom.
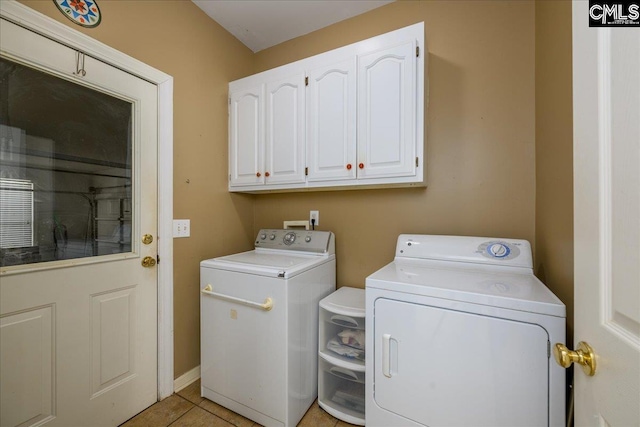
477, 241, 521, 261
395, 234, 532, 269
255, 229, 334, 254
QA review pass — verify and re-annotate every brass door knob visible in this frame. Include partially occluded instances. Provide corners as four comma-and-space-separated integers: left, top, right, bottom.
142, 234, 153, 245
553, 341, 596, 376
141, 256, 156, 268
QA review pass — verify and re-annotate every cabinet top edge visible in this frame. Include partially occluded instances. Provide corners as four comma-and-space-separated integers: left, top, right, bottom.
229, 21, 425, 90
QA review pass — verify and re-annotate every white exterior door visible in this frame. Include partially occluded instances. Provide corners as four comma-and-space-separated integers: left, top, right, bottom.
357, 41, 416, 179
229, 82, 264, 187
572, 2, 640, 425
0, 18, 158, 427
265, 73, 306, 185
306, 59, 356, 182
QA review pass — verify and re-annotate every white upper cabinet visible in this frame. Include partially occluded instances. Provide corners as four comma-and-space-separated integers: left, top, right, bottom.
229, 82, 264, 187
357, 41, 416, 180
228, 22, 425, 193
306, 58, 357, 182
265, 73, 306, 185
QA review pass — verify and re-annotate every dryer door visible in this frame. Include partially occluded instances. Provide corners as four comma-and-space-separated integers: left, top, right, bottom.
373, 298, 550, 427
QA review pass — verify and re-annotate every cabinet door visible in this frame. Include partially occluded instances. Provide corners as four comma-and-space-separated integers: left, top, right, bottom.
357, 41, 416, 179
306, 59, 357, 182
229, 84, 264, 187
265, 74, 306, 185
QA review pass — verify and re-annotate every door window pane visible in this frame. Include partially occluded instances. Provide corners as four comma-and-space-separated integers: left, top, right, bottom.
0, 57, 133, 267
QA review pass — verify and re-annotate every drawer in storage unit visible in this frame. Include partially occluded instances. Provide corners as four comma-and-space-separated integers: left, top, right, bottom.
318, 358, 365, 422
319, 308, 365, 366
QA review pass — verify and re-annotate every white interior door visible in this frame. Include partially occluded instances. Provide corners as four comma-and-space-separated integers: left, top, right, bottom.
0, 18, 158, 427
572, 2, 640, 425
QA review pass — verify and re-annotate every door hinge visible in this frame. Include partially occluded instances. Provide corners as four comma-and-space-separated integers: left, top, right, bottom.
305, 76, 309, 86
156, 254, 160, 264
416, 46, 420, 57
547, 341, 551, 358
416, 157, 419, 167
305, 167, 309, 176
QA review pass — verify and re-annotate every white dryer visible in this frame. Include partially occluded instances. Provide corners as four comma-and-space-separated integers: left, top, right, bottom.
365, 235, 566, 427
200, 229, 336, 427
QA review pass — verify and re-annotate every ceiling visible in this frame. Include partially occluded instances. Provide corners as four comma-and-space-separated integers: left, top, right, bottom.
192, 0, 394, 53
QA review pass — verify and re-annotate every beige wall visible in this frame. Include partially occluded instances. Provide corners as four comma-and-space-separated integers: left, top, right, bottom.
534, 0, 574, 342
19, 0, 256, 377
15, 0, 575, 381
253, 1, 537, 288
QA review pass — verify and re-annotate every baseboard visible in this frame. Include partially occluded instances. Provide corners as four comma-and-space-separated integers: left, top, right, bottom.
173, 365, 200, 393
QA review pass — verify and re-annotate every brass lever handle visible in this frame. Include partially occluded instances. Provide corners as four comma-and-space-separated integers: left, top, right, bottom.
553, 341, 596, 376
141, 256, 156, 268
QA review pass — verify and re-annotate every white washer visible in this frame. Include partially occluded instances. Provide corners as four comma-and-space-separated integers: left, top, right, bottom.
365, 234, 566, 427
200, 229, 336, 427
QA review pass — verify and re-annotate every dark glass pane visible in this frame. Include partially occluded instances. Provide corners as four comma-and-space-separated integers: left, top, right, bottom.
0, 57, 133, 267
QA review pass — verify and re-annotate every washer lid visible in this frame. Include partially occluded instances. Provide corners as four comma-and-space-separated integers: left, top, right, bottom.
366, 259, 565, 317
200, 250, 333, 278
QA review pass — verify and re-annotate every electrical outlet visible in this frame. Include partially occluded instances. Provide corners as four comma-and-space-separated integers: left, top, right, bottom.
309, 210, 319, 226
173, 219, 190, 238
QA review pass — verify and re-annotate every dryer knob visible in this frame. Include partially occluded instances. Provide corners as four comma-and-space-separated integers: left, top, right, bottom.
260, 233, 267, 240
305, 236, 312, 243
488, 243, 509, 257
269, 234, 276, 240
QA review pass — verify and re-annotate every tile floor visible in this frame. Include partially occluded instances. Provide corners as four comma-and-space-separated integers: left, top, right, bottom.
120, 379, 357, 427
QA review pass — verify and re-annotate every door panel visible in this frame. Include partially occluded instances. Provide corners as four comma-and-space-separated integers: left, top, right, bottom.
229, 84, 264, 187
0, 19, 157, 427
306, 59, 356, 182
265, 74, 305, 184
373, 299, 549, 427
572, 2, 640, 425
0, 306, 54, 427
357, 41, 416, 179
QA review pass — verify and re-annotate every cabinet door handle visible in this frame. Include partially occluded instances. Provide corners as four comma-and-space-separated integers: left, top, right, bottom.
256, 172, 261, 177
265, 172, 270, 177
358, 163, 364, 169
346, 163, 352, 170
382, 333, 392, 378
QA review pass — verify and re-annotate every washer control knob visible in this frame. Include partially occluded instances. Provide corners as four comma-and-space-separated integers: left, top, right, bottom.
283, 232, 296, 245
260, 233, 267, 240
269, 234, 276, 240
305, 236, 312, 243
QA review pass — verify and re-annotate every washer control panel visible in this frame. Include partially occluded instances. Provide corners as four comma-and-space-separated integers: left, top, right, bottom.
255, 229, 332, 253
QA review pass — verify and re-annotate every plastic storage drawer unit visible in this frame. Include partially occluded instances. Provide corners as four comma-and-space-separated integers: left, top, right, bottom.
318, 287, 365, 425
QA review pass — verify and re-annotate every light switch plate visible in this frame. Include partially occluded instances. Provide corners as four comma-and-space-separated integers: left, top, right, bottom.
173, 219, 190, 238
